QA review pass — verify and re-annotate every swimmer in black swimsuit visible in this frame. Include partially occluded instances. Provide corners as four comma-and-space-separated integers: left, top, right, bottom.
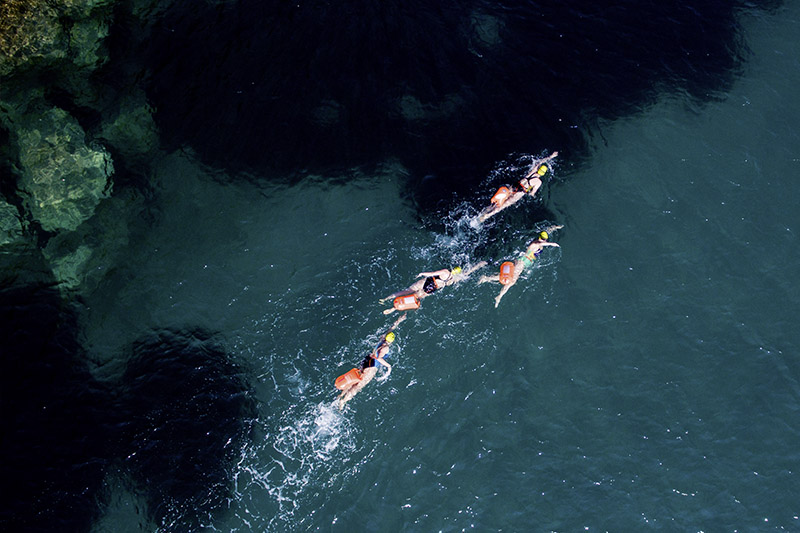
338, 314, 406, 409
474, 151, 558, 225
422, 275, 438, 294
380, 261, 488, 314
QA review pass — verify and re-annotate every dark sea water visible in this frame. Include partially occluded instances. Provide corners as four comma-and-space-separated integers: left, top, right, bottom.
2, 0, 800, 531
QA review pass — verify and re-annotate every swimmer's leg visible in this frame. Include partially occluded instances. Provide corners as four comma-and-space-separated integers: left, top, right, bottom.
494, 284, 513, 308
477, 207, 498, 223
379, 285, 420, 303
338, 368, 377, 409
478, 274, 500, 284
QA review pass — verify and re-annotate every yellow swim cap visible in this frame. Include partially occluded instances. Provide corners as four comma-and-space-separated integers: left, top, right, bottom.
539, 231, 549, 240
537, 164, 548, 176
385, 331, 396, 343
452, 266, 462, 275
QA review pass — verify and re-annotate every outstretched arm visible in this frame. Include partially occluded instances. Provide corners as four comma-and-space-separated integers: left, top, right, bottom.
462, 261, 488, 277
525, 151, 559, 178
417, 268, 451, 278
543, 224, 564, 234
446, 261, 489, 287
391, 313, 407, 329
542, 151, 558, 163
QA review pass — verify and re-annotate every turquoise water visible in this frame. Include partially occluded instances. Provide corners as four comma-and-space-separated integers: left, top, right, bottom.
0, 1, 788, 530
72, 3, 800, 531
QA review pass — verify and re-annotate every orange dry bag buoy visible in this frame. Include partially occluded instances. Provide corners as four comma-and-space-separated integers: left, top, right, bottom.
335, 368, 362, 390
491, 186, 512, 206
393, 294, 420, 311
499, 261, 515, 285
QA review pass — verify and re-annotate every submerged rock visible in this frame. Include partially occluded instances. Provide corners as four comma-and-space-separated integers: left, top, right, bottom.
99, 89, 160, 160
14, 106, 113, 233
0, 200, 24, 246
42, 190, 134, 292
470, 10, 503, 49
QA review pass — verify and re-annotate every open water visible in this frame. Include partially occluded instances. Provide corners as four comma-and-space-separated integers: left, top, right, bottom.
2, 0, 800, 531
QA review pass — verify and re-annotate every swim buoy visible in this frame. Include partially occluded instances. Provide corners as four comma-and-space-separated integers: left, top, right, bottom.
335, 368, 362, 390
491, 186, 512, 206
499, 261, 515, 285
393, 294, 420, 311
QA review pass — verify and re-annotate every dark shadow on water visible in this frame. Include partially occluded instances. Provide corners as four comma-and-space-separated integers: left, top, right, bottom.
0, 282, 111, 533
102, 0, 780, 211
0, 270, 257, 531
116, 328, 257, 530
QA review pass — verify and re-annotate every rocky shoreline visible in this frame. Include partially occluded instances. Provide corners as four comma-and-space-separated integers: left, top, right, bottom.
1, 0, 164, 292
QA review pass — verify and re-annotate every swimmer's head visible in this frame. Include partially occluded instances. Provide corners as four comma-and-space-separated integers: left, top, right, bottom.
537, 164, 549, 177
385, 331, 396, 344
539, 231, 549, 240
451, 266, 462, 275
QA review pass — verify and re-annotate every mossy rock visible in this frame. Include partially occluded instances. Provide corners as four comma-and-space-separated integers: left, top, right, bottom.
41, 191, 134, 293
0, 1, 68, 77
99, 91, 159, 158
0, 200, 24, 246
15, 106, 114, 233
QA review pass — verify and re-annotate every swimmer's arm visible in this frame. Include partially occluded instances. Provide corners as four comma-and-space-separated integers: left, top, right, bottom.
544, 224, 564, 234
532, 151, 559, 168
543, 150, 558, 163
417, 269, 450, 278
525, 151, 559, 178
461, 261, 488, 277
391, 313, 407, 329
542, 242, 560, 248
376, 358, 392, 380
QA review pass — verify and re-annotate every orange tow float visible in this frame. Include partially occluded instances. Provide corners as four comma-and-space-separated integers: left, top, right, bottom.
334, 368, 363, 390
393, 294, 420, 311
499, 261, 515, 285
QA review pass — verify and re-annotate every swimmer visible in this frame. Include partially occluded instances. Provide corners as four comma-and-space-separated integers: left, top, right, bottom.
475, 151, 559, 224
478, 225, 563, 307
380, 261, 488, 314
337, 314, 406, 409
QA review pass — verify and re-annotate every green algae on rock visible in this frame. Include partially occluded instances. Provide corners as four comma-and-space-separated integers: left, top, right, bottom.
100, 90, 160, 159
15, 106, 114, 233
41, 190, 135, 292
0, 0, 113, 77
0, 200, 24, 246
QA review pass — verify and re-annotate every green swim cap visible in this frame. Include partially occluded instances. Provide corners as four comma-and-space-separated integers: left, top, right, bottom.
537, 164, 548, 176
452, 266, 462, 275
385, 331, 396, 343
539, 231, 549, 240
